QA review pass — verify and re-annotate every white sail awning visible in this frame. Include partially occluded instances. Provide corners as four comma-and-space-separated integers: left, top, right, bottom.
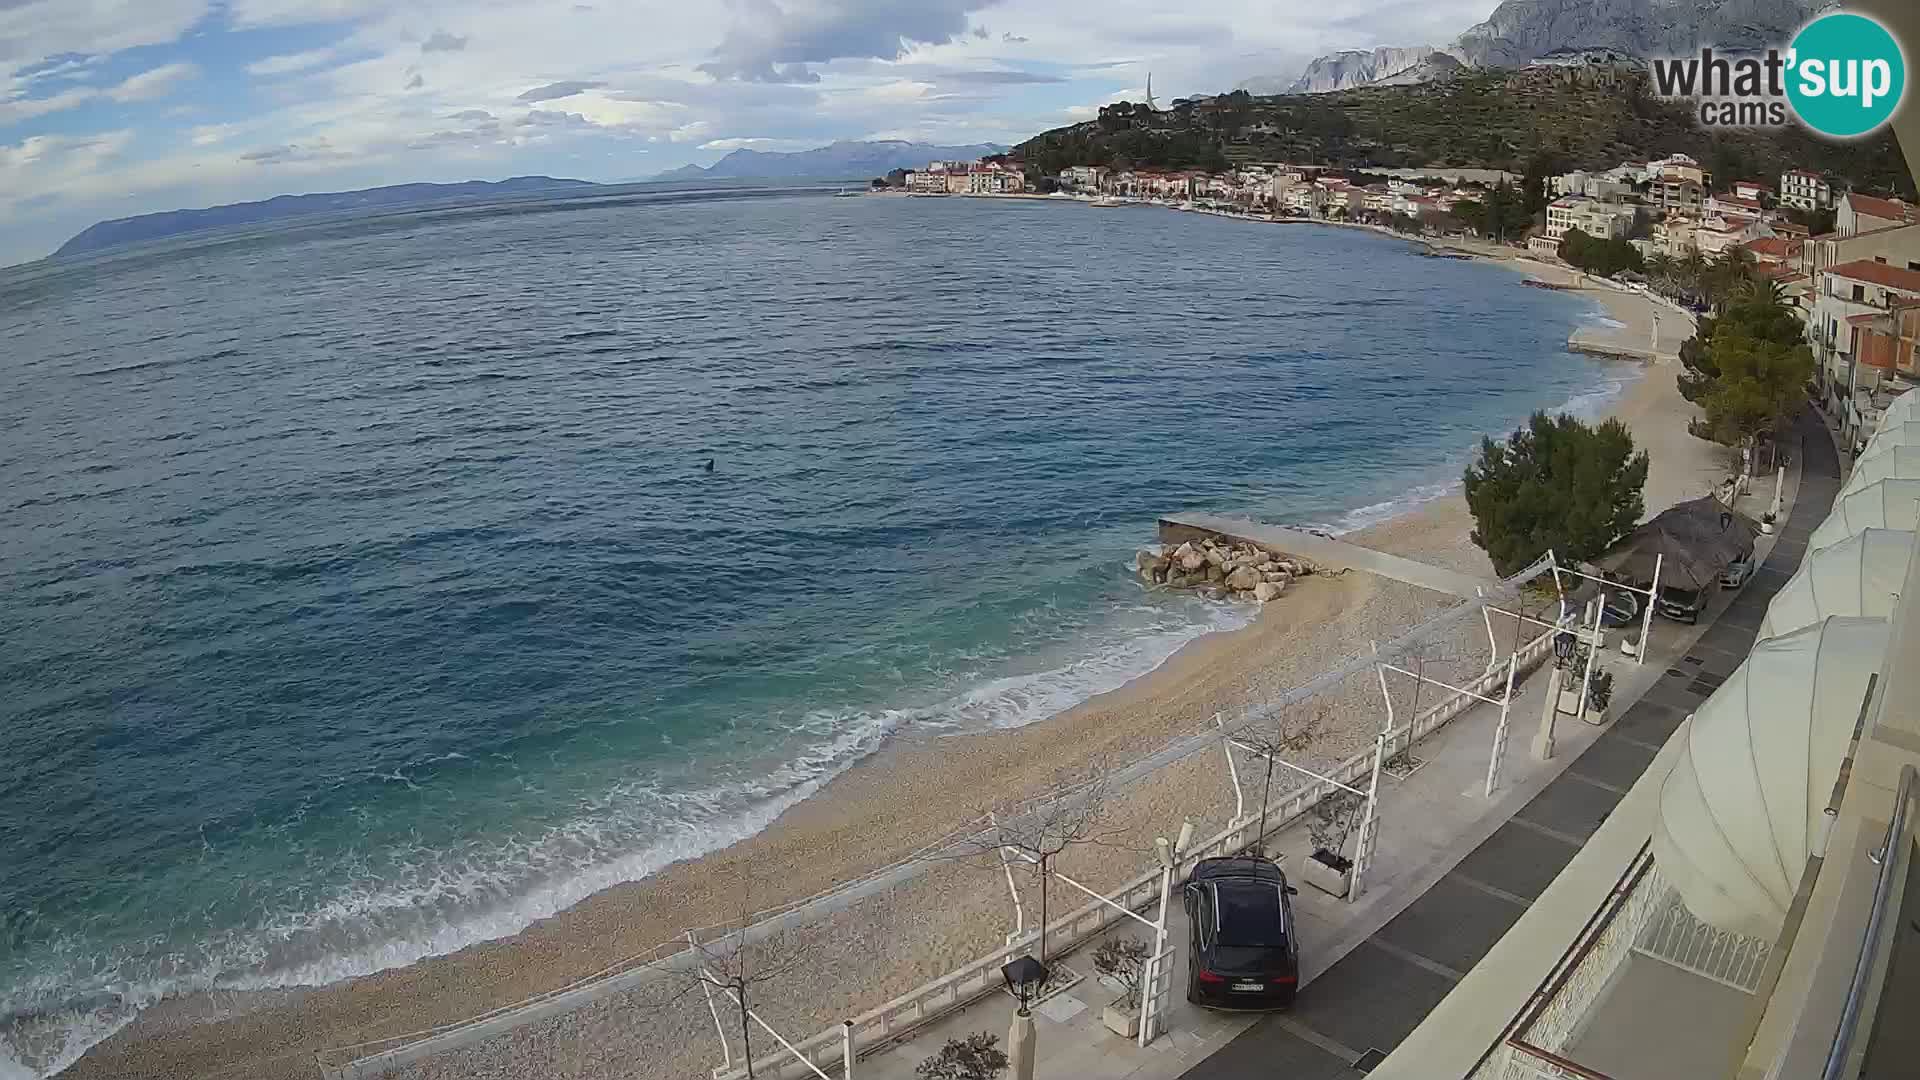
1757, 529, 1911, 641
1808, 479, 1920, 553
1859, 421, 1920, 458
1841, 446, 1920, 499
1652, 616, 1888, 939
1876, 388, 1920, 433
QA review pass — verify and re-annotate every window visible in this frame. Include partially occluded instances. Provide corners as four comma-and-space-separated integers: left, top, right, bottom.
1876, 256, 1888, 264
1854, 284, 1867, 302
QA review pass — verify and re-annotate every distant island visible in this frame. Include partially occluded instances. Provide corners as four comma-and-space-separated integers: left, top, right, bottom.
53, 176, 596, 259
651, 140, 1008, 183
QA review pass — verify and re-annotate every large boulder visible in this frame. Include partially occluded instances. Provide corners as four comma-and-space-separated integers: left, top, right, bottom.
1180, 549, 1207, 572
1206, 564, 1227, 584
1226, 565, 1263, 591
1254, 581, 1284, 602
1204, 546, 1229, 568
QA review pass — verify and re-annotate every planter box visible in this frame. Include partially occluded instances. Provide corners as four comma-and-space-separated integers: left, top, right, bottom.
1760, 520, 1775, 534
1304, 850, 1352, 899
1556, 688, 1586, 716
1102, 1001, 1140, 1039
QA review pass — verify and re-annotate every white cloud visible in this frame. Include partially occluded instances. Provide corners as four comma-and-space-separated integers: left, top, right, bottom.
698, 136, 816, 151
108, 62, 199, 102
226, 0, 391, 28
191, 123, 240, 146
667, 120, 711, 143
247, 47, 341, 77
0, 0, 206, 81
0, 85, 96, 125
0, 129, 133, 202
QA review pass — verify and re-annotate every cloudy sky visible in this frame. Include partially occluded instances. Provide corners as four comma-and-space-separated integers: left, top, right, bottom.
0, 0, 1491, 265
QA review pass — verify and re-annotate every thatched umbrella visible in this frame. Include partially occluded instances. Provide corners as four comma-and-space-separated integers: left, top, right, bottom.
1600, 495, 1759, 591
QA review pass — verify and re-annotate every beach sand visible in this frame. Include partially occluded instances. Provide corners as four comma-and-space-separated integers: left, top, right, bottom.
57, 247, 1725, 1080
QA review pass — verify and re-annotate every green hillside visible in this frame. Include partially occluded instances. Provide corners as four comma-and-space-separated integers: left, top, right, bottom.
1016, 69, 1914, 197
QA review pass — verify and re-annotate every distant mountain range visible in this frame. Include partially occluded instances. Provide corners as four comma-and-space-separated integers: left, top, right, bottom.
1236, 0, 1822, 94
53, 176, 594, 259
652, 140, 1009, 182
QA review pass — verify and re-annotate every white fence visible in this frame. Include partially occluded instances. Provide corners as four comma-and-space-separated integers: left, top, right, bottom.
1632, 870, 1774, 993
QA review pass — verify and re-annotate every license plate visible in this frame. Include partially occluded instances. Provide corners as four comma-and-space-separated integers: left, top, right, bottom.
1231, 981, 1263, 992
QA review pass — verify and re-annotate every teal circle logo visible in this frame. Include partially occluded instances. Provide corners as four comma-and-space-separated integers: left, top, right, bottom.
1786, 12, 1906, 138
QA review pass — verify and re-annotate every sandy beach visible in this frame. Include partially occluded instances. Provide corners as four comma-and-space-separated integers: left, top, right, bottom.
57, 241, 1725, 1080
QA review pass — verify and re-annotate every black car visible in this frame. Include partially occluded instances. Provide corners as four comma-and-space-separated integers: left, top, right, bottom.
1656, 583, 1707, 624
1182, 856, 1299, 1010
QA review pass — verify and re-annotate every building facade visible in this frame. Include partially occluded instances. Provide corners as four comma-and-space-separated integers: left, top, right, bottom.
1780, 168, 1831, 209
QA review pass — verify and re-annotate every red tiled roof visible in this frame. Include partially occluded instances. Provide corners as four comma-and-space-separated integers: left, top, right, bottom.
1744, 237, 1802, 259
1849, 194, 1916, 223
1827, 259, 1920, 293
1717, 195, 1764, 210
1786, 169, 1822, 180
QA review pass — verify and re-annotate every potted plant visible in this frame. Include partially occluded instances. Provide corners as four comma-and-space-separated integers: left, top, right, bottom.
1092, 937, 1151, 1038
1761, 511, 1777, 535
918, 1032, 1009, 1080
1586, 668, 1615, 720
1304, 791, 1363, 898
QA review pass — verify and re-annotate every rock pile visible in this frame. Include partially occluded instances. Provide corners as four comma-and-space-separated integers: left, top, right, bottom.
1134, 536, 1312, 603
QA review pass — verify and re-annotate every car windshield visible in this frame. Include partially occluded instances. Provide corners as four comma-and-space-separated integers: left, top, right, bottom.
1215, 883, 1287, 947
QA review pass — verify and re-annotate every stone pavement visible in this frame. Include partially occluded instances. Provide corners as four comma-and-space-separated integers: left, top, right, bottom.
1186, 408, 1841, 1079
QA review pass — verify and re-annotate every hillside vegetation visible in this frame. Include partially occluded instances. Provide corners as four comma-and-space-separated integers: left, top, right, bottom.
1017, 70, 1915, 197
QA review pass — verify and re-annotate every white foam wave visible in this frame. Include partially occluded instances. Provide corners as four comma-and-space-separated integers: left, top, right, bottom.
2, 590, 1250, 1075
929, 599, 1254, 730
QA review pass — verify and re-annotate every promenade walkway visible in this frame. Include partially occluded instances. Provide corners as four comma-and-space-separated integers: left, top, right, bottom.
1158, 513, 1499, 601
1183, 408, 1840, 1079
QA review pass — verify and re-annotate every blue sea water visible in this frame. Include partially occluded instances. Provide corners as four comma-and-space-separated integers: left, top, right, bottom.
0, 190, 1626, 1073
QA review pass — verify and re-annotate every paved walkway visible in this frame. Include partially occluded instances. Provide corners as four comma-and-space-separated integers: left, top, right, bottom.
1181, 409, 1842, 1078
1159, 513, 1499, 601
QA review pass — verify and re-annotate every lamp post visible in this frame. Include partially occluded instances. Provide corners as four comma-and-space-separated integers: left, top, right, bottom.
1001, 955, 1046, 1080
1535, 629, 1577, 760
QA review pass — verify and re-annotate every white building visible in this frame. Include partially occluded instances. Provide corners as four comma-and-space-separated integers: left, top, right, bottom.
1781, 168, 1832, 210
1545, 197, 1637, 242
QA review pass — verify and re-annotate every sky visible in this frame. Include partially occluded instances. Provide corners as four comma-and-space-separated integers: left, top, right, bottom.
0, 0, 1493, 265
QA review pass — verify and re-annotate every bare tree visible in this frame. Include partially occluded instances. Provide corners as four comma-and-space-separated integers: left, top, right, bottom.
947, 767, 1124, 979
675, 895, 822, 1080
1224, 705, 1324, 855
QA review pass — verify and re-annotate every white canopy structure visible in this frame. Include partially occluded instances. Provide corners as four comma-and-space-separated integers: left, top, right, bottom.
1859, 421, 1920, 455
1876, 389, 1920, 433
1757, 529, 1911, 640
1807, 479, 1920, 553
1652, 616, 1888, 939
1840, 446, 1920, 499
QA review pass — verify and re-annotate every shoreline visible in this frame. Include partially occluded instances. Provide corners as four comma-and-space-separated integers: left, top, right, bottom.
54, 228, 1712, 1080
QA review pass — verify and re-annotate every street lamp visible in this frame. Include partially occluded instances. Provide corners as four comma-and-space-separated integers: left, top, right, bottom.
1000, 955, 1048, 1016
1001, 955, 1046, 1080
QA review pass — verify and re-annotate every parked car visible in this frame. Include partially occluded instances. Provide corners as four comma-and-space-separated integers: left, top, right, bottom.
1182, 856, 1299, 1010
1719, 552, 1753, 589
1656, 584, 1707, 624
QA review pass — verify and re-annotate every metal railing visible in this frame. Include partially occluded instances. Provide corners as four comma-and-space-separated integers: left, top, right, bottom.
1822, 763, 1920, 1080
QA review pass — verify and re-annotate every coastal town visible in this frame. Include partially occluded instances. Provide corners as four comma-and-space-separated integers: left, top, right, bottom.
890, 148, 1919, 457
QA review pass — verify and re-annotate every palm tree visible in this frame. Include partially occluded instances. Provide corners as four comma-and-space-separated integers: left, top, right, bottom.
1736, 273, 1786, 307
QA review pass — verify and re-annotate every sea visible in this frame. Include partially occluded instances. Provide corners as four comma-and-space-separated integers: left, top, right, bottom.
0, 187, 1630, 1075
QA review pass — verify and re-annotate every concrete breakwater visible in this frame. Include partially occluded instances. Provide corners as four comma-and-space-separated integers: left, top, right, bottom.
1135, 534, 1315, 603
